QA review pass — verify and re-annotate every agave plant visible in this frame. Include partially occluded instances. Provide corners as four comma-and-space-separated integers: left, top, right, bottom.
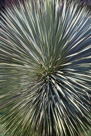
0, 0, 91, 136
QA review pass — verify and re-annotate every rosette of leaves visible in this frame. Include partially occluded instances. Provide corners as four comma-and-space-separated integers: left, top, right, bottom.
0, 0, 91, 136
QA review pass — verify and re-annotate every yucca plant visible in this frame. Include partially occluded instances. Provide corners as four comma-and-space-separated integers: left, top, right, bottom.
0, 0, 91, 136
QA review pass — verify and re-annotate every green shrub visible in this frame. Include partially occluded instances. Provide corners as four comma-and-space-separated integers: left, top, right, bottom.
0, 0, 91, 136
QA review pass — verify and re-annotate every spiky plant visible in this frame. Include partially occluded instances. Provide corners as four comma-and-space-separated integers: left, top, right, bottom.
0, 0, 91, 136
